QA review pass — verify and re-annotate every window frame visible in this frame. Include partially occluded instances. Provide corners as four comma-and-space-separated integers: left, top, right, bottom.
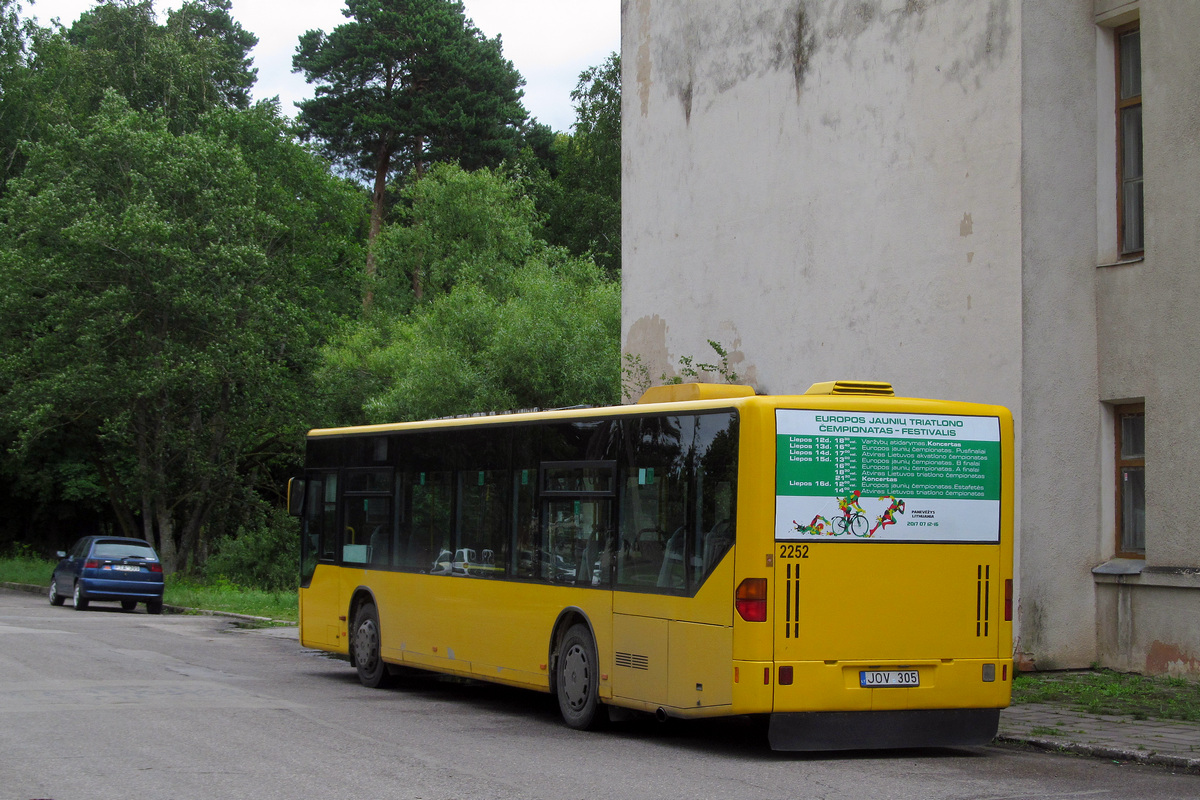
1115, 21, 1143, 257
1114, 403, 1145, 558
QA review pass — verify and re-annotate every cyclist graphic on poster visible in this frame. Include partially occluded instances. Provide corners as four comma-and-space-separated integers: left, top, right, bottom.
834, 490, 869, 536
791, 491, 910, 538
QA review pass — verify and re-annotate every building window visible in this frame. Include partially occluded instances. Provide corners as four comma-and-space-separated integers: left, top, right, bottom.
1116, 23, 1143, 255
1115, 404, 1145, 556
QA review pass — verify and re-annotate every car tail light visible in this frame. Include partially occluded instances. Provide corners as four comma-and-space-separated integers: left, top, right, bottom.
1004, 579, 1013, 621
84, 559, 101, 569
736, 578, 768, 622
149, 563, 163, 573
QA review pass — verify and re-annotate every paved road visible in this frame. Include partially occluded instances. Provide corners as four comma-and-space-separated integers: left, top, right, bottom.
2, 589, 1198, 800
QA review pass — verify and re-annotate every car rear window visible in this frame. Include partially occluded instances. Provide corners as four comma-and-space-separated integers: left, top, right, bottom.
92, 542, 158, 560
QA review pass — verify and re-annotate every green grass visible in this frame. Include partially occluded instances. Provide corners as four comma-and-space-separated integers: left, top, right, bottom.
1013, 668, 1200, 721
0, 553, 297, 623
0, 551, 57, 585
164, 577, 297, 623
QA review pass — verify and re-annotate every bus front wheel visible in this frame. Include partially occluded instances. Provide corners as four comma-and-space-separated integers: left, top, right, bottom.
352, 603, 392, 689
556, 624, 606, 730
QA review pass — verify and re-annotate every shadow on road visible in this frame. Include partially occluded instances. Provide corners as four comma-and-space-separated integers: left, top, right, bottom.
304, 659, 991, 761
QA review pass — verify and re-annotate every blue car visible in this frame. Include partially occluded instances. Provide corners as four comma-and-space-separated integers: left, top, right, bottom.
49, 537, 165, 614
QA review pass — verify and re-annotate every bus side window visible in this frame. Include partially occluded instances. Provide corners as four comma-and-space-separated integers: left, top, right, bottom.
617, 412, 738, 594
512, 467, 538, 579
690, 415, 738, 590
617, 416, 684, 591
456, 470, 509, 578
406, 471, 453, 573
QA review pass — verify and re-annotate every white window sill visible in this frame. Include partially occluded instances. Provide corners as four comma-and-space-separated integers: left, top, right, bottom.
1097, 255, 1144, 268
1093, 560, 1200, 589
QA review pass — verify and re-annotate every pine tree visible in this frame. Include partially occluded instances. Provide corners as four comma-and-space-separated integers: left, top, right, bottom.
293, 0, 528, 301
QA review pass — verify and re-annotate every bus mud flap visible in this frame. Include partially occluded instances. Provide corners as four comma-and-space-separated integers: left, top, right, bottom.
767, 709, 1001, 751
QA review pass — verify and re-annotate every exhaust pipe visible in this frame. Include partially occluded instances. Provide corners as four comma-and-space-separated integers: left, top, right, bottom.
655, 707, 668, 723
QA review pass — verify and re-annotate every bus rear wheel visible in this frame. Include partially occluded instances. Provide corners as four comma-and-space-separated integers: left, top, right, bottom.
556, 623, 606, 730
352, 603, 392, 689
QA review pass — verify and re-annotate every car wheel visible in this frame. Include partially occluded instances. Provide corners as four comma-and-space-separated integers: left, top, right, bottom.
352, 603, 391, 688
556, 623, 606, 730
72, 582, 88, 610
121, 600, 137, 611
49, 578, 66, 606
147, 599, 163, 615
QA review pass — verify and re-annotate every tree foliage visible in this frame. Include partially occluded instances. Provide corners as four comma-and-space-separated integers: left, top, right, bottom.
0, 0, 36, 184
61, 0, 256, 132
321, 163, 620, 424
0, 94, 363, 570
293, 0, 529, 296
0, 3, 625, 582
2, 0, 258, 191
536, 53, 621, 276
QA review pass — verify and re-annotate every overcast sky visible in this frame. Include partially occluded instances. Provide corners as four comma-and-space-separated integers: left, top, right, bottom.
20, 0, 620, 132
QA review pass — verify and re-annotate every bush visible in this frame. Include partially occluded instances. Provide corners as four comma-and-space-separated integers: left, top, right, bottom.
202, 507, 298, 592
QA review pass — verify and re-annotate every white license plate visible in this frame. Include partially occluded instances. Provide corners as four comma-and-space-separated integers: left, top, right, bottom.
112, 565, 140, 572
860, 670, 919, 688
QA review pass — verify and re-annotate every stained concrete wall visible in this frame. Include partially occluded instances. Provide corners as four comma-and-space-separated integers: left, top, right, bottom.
622, 0, 1023, 407
622, 0, 1200, 675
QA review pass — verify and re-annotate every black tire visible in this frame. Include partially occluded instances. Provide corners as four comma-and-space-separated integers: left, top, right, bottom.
121, 600, 137, 611
850, 514, 869, 537
352, 603, 391, 688
147, 599, 163, 615
556, 623, 606, 730
72, 582, 88, 610
49, 578, 66, 606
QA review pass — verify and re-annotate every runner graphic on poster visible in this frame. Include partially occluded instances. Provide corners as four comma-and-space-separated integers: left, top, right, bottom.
775, 409, 1002, 542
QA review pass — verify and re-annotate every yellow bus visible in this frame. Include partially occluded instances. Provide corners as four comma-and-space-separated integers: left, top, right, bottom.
292, 381, 1013, 750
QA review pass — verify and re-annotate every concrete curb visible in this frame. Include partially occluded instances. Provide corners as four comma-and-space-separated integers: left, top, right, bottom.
2, 581, 296, 626
996, 733, 1200, 773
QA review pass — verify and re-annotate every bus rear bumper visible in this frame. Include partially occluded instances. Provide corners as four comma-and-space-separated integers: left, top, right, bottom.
767, 708, 1000, 751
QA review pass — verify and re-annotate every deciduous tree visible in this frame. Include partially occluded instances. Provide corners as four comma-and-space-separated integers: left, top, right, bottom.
320, 164, 619, 424
0, 94, 363, 569
536, 53, 621, 276
64, 0, 257, 132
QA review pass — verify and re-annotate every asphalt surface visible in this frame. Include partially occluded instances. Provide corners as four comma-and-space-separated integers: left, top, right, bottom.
3, 582, 1199, 800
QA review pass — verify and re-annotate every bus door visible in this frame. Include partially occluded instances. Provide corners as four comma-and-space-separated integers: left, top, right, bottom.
300, 470, 342, 650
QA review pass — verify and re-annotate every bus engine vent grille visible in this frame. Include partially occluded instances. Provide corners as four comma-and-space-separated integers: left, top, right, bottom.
804, 380, 895, 397
615, 652, 649, 671
976, 565, 991, 637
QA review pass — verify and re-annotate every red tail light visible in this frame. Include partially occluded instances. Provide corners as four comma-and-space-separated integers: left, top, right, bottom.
84, 559, 101, 569
1004, 579, 1013, 621
149, 563, 163, 573
736, 578, 768, 622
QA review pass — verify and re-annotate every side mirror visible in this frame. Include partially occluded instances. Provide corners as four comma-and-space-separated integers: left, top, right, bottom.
287, 477, 305, 517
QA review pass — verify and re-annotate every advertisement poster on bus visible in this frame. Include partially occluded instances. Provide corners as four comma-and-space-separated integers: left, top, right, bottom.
775, 409, 1002, 542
